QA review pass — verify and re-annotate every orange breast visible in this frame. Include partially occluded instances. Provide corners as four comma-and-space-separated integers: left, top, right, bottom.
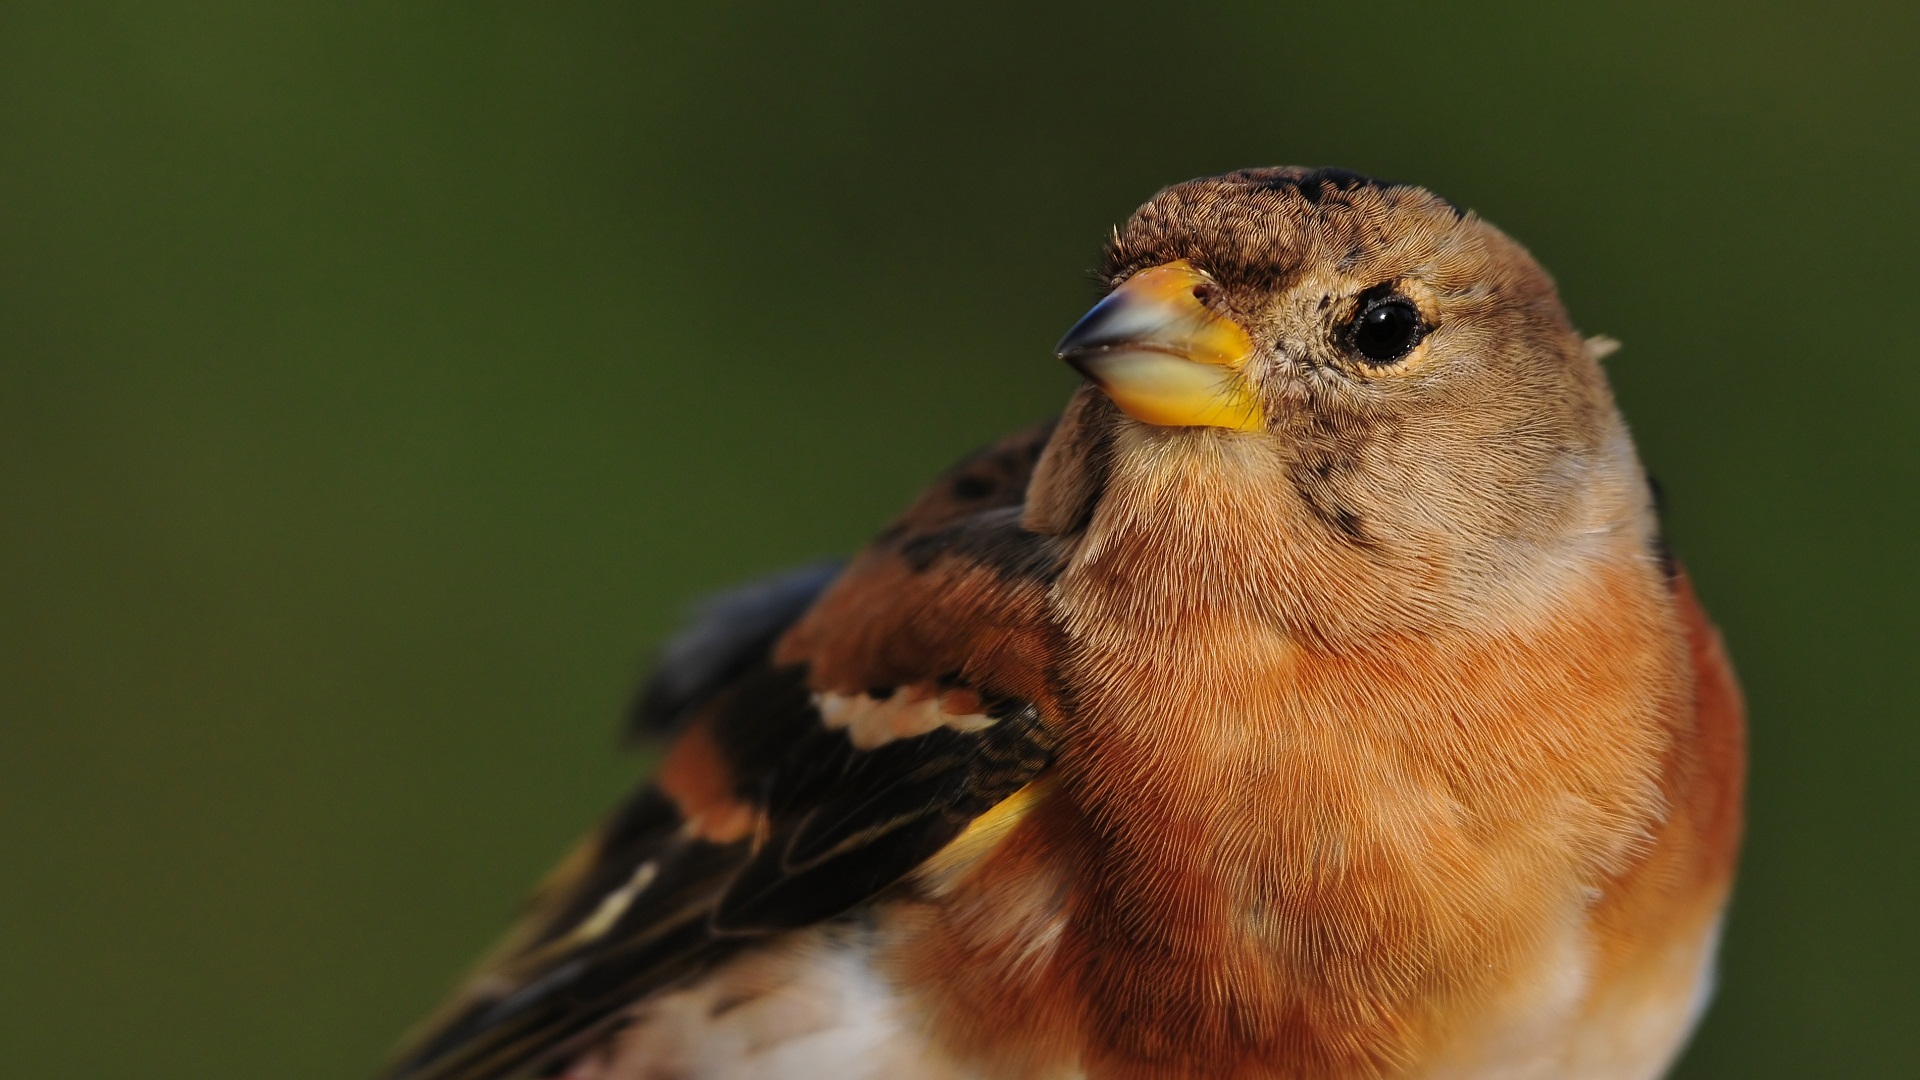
884, 561, 1741, 1080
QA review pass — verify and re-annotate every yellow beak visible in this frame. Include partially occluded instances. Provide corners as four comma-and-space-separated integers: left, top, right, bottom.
1054, 261, 1264, 432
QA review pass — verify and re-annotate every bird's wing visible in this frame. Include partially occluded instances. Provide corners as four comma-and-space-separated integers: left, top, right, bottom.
385, 421, 1068, 1080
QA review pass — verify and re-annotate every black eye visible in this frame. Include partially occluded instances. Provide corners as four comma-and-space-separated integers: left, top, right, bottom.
1348, 296, 1425, 364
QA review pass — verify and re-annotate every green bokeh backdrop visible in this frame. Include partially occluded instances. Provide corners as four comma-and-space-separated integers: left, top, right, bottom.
3, 2, 1915, 1076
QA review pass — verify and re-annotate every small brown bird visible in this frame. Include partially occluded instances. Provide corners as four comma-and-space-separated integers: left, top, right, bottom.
387, 168, 1744, 1080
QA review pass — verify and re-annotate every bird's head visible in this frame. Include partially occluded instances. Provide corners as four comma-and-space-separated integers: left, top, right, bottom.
1030, 168, 1658, 635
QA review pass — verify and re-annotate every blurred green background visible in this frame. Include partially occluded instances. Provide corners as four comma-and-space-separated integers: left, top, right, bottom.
2, 2, 1914, 1076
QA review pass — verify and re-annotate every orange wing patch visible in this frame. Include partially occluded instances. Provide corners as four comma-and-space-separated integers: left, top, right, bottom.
385, 425, 1071, 1080
655, 719, 763, 844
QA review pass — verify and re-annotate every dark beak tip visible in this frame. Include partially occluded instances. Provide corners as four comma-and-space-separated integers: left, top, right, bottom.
1052, 320, 1095, 358
1052, 291, 1129, 359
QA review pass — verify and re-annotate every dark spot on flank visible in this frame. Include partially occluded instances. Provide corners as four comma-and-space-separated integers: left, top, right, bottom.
865, 686, 893, 700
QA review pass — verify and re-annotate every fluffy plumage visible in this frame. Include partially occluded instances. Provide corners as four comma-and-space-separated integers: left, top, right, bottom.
387, 167, 1743, 1080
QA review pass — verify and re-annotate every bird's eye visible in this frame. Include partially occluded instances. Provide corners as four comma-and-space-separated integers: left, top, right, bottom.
1348, 295, 1425, 364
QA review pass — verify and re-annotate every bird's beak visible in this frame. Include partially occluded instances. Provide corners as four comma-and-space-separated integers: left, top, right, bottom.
1054, 260, 1264, 432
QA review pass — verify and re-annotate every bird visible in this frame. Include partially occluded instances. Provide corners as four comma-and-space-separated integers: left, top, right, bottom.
384, 167, 1745, 1080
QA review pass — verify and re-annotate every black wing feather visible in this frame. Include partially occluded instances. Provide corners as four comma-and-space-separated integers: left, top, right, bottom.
716, 698, 1054, 934
625, 560, 843, 738
387, 586, 1057, 1080
388, 424, 1065, 1080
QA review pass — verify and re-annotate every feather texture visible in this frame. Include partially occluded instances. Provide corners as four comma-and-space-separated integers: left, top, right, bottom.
387, 169, 1744, 1080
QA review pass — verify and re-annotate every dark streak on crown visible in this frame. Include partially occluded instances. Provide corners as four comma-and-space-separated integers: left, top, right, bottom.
1102, 166, 1467, 288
